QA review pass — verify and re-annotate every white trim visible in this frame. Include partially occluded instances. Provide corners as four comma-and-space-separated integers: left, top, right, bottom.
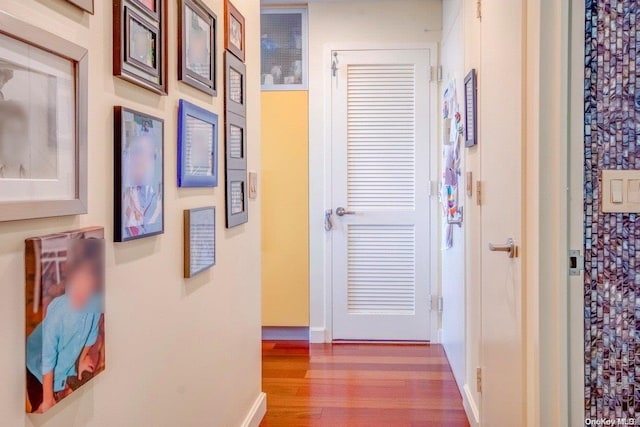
240, 392, 267, 427
309, 326, 327, 343
312, 41, 440, 343
463, 384, 480, 427
262, 327, 309, 341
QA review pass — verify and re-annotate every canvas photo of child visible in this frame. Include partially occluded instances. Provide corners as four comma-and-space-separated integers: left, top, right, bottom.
25, 228, 105, 414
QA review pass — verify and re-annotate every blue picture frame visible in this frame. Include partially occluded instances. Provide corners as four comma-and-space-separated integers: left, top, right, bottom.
178, 99, 219, 187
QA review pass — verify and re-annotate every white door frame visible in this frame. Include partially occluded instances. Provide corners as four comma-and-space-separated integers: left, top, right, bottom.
310, 42, 440, 343
526, 0, 575, 425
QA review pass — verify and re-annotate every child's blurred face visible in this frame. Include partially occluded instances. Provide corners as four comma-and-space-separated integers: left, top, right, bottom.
129, 136, 155, 184
67, 264, 98, 310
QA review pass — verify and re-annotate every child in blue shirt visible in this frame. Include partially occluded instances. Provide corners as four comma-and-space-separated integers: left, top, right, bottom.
26, 239, 104, 413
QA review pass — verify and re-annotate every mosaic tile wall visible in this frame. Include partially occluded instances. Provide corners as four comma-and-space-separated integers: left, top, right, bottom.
585, 0, 640, 421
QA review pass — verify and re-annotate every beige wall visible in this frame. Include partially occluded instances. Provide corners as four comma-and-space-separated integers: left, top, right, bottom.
307, 0, 442, 342
0, 0, 263, 426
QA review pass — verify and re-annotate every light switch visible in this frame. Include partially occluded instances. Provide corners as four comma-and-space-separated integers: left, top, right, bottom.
603, 170, 640, 213
628, 180, 640, 203
611, 179, 624, 203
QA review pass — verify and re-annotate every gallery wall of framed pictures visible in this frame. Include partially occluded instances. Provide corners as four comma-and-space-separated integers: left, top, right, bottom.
223, 1, 249, 229
0, 0, 261, 420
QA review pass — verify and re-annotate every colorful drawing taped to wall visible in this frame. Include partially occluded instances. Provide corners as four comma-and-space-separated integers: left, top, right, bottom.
440, 78, 463, 249
25, 227, 105, 414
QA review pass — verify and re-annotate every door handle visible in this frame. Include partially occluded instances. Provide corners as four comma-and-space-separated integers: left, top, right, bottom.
336, 207, 356, 217
488, 238, 518, 258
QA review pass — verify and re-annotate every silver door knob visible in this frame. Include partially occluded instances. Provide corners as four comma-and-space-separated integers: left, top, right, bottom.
488, 238, 518, 258
336, 207, 355, 217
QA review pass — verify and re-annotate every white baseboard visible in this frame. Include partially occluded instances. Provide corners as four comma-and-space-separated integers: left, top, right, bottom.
309, 327, 328, 343
240, 392, 267, 427
463, 384, 480, 427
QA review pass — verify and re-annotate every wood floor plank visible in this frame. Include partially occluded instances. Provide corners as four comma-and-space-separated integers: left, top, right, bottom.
260, 342, 470, 427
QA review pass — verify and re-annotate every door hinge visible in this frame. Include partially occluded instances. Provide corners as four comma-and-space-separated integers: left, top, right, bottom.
476, 0, 482, 20
437, 296, 444, 313
476, 181, 482, 206
569, 250, 584, 276
430, 66, 443, 83
429, 295, 442, 312
476, 367, 483, 393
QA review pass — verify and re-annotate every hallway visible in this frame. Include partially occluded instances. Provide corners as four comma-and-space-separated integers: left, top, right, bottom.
260, 341, 469, 427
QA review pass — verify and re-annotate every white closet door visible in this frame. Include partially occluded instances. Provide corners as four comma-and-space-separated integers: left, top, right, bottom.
331, 49, 431, 341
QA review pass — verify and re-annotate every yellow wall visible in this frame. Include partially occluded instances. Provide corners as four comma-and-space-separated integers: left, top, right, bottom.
0, 1, 264, 426
261, 91, 309, 327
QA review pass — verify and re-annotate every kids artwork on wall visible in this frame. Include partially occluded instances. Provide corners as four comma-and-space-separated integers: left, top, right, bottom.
25, 228, 105, 414
440, 79, 463, 249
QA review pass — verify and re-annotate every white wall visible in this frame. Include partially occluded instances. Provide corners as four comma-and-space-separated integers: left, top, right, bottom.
440, 0, 466, 400
0, 1, 264, 426
307, 0, 443, 342
438, 1, 481, 425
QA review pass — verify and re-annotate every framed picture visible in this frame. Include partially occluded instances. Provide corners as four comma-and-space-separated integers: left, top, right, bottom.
25, 227, 105, 414
114, 0, 168, 95
0, 12, 88, 222
225, 51, 246, 117
66, 0, 94, 14
184, 207, 216, 278
225, 111, 247, 171
114, 107, 165, 242
224, 0, 245, 62
178, 100, 219, 188
226, 169, 248, 228
464, 69, 478, 148
179, 0, 217, 95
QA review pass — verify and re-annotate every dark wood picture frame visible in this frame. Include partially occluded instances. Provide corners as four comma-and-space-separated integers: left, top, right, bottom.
114, 107, 165, 242
0, 12, 88, 222
224, 0, 245, 62
184, 206, 216, 278
114, 0, 168, 95
225, 111, 247, 171
225, 51, 246, 117
179, 0, 217, 96
464, 69, 478, 148
226, 169, 248, 228
66, 0, 95, 14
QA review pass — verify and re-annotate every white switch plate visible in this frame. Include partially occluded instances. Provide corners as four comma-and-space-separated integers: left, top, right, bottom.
248, 171, 258, 200
602, 170, 640, 213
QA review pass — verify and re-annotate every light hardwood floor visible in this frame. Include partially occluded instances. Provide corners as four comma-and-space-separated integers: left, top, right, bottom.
261, 341, 470, 427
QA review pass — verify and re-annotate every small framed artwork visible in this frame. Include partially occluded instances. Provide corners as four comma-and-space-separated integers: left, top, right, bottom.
225, 51, 246, 117
464, 69, 478, 148
114, 0, 168, 95
184, 207, 216, 278
226, 112, 247, 171
25, 227, 105, 413
224, 0, 245, 62
0, 12, 88, 222
179, 0, 217, 96
66, 0, 94, 13
226, 169, 248, 228
114, 107, 165, 242
178, 100, 219, 188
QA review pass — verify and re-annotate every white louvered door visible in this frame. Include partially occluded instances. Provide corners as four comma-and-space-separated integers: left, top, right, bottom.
331, 49, 431, 341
